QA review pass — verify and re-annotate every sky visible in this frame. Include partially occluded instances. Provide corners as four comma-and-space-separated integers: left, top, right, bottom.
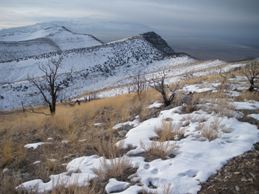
0, 0, 259, 60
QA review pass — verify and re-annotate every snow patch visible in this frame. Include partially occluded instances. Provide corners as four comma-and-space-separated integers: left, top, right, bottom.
24, 142, 49, 150
105, 179, 130, 193
233, 101, 259, 110
248, 114, 259, 121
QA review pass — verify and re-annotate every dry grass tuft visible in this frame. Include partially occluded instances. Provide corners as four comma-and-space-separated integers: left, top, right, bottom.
201, 127, 218, 141
236, 91, 259, 102
181, 93, 200, 113
1, 139, 14, 167
0, 173, 23, 194
199, 119, 221, 141
50, 181, 103, 194
205, 98, 236, 117
141, 141, 177, 161
155, 121, 185, 141
93, 157, 136, 182
91, 132, 125, 159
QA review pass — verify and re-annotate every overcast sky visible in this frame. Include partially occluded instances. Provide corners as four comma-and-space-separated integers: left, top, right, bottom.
1, 0, 259, 58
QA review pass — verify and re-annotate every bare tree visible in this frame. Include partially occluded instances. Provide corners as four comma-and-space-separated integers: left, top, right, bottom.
29, 56, 71, 115
132, 72, 146, 100
149, 71, 178, 106
242, 61, 259, 91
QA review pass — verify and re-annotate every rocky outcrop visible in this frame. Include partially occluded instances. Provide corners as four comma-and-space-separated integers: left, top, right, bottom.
141, 32, 174, 56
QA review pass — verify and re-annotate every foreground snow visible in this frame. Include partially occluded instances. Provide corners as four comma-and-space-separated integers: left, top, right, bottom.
17, 104, 259, 194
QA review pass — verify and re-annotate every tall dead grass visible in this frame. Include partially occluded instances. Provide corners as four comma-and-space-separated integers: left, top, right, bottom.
140, 141, 177, 161
155, 121, 185, 141
93, 157, 136, 182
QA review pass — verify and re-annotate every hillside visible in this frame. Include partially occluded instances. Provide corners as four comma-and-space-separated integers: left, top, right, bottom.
0, 31, 181, 110
0, 30, 247, 111
0, 25, 103, 62
1, 64, 258, 194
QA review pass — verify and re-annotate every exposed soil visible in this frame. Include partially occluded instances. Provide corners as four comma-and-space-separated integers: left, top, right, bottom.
199, 143, 259, 194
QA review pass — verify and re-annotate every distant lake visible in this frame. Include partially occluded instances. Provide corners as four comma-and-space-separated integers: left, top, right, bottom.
166, 37, 259, 61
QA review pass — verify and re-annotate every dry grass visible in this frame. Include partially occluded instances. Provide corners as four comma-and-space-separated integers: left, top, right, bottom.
155, 120, 185, 141
199, 119, 221, 141
0, 172, 24, 194
181, 93, 200, 113
91, 132, 126, 159
93, 157, 136, 182
202, 97, 236, 117
1, 139, 14, 167
0, 68, 246, 193
236, 90, 259, 102
50, 181, 103, 194
201, 127, 218, 141
141, 141, 177, 161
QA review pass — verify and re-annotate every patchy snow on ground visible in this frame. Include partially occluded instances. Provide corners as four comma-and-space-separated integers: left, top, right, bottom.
248, 114, 259, 121
17, 103, 259, 194
233, 101, 259, 110
182, 83, 220, 94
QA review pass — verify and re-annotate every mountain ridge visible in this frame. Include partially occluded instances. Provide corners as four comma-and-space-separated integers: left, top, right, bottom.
0, 25, 103, 62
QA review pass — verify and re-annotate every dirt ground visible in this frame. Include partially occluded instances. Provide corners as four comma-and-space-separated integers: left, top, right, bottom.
199, 143, 259, 194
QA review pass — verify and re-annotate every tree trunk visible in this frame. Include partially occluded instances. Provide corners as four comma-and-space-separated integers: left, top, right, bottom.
162, 94, 170, 106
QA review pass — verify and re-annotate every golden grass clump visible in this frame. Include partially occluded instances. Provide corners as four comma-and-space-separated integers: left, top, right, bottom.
141, 141, 177, 161
50, 181, 103, 194
199, 119, 221, 141
91, 133, 125, 159
155, 120, 185, 141
93, 157, 136, 182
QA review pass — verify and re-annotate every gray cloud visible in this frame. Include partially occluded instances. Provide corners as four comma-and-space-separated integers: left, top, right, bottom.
0, 0, 258, 43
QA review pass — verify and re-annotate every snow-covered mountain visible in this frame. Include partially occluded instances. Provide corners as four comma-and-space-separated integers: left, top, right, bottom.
0, 31, 180, 110
0, 25, 103, 62
0, 29, 244, 113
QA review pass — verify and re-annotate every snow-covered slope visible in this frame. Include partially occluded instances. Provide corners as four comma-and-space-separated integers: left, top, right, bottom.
0, 25, 103, 62
0, 32, 173, 84
0, 32, 179, 110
